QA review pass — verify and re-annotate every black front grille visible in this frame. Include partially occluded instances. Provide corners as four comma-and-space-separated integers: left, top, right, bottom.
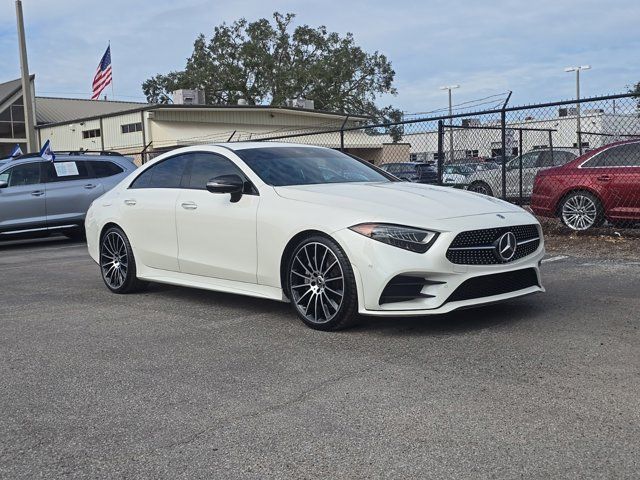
379, 275, 444, 305
446, 224, 540, 265
446, 268, 539, 303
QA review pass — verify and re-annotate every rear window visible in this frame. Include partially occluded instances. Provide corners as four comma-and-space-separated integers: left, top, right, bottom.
87, 160, 124, 178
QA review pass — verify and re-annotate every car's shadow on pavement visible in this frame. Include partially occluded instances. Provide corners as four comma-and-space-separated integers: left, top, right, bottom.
353, 300, 540, 336
0, 234, 85, 251
145, 282, 539, 336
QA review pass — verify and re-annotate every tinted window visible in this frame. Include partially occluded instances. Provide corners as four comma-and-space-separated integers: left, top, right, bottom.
1, 162, 41, 186
509, 152, 539, 169
585, 143, 640, 167
43, 161, 90, 182
187, 153, 244, 190
235, 147, 390, 186
88, 160, 124, 178
130, 155, 188, 189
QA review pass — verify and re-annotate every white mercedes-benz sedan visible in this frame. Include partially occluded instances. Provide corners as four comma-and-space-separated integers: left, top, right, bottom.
86, 143, 545, 331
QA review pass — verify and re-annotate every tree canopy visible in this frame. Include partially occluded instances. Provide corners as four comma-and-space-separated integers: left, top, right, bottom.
142, 13, 400, 124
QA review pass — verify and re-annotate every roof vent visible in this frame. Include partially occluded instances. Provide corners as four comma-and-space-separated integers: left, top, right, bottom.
285, 98, 315, 110
172, 89, 206, 105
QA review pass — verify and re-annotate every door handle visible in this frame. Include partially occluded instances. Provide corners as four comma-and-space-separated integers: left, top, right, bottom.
597, 175, 612, 182
124, 199, 137, 206
31, 190, 45, 197
181, 201, 198, 210
84, 183, 97, 189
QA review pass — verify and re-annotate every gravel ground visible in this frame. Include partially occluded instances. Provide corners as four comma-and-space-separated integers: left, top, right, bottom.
0, 236, 639, 479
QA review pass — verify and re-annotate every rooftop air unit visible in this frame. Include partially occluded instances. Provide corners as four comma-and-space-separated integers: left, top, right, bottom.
172, 89, 206, 105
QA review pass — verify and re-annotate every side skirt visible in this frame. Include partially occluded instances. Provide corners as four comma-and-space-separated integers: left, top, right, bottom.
137, 264, 288, 302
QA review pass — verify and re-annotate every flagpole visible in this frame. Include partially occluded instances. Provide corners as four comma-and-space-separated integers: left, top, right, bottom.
109, 40, 114, 101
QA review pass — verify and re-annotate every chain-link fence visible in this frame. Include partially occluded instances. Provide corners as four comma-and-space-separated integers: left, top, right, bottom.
226, 93, 640, 234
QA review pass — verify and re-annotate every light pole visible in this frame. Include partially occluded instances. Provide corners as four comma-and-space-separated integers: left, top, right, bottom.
440, 85, 459, 162
564, 65, 590, 155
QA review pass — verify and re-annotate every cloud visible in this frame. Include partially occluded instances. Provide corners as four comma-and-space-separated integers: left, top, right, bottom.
1, 0, 638, 110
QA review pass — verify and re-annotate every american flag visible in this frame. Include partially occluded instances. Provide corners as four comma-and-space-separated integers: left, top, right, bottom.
91, 46, 112, 100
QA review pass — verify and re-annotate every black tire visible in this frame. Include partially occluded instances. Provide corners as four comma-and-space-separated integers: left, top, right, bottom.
559, 191, 605, 231
468, 181, 494, 197
99, 226, 148, 294
285, 235, 359, 331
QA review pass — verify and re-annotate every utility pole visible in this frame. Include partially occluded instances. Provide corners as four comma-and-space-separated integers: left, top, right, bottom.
564, 65, 590, 155
15, 0, 37, 152
440, 85, 459, 162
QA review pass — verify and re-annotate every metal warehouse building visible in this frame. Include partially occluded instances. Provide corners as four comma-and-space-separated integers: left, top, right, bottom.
2, 76, 411, 164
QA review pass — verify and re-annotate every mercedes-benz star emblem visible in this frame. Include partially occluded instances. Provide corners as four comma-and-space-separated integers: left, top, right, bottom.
495, 232, 517, 262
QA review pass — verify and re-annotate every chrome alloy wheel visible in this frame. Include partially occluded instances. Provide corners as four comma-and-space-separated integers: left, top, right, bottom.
289, 242, 345, 324
562, 194, 598, 230
100, 231, 129, 289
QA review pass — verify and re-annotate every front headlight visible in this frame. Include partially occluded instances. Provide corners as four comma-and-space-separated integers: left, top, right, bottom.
349, 223, 439, 253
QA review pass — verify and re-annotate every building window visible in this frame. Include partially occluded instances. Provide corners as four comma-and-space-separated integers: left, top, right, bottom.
0, 97, 26, 140
465, 149, 479, 158
82, 129, 101, 139
572, 141, 590, 148
121, 122, 142, 134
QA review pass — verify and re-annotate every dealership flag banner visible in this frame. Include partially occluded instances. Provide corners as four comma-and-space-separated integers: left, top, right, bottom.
91, 45, 112, 100
9, 144, 23, 158
39, 140, 55, 162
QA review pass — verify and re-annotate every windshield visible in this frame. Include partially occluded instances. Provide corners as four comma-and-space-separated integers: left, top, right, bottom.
235, 147, 393, 186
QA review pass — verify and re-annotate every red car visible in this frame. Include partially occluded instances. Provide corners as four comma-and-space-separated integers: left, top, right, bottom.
531, 140, 640, 230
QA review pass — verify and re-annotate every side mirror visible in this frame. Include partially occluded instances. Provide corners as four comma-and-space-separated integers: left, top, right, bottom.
0, 181, 8, 189
206, 174, 244, 203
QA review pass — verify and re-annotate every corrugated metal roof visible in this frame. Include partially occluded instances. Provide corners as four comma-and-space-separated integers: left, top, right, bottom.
35, 97, 146, 125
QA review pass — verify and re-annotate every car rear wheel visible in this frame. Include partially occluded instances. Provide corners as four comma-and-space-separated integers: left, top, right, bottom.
468, 181, 493, 197
286, 236, 358, 331
100, 226, 148, 294
560, 191, 604, 231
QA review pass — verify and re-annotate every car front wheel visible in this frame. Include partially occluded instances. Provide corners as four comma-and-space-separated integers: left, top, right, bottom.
286, 236, 358, 331
100, 226, 148, 293
560, 191, 604, 231
468, 181, 494, 197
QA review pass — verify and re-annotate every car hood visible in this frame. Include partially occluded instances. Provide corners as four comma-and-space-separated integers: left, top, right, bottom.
274, 182, 523, 221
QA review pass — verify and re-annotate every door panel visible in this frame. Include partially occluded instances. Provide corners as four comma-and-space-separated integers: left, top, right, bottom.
0, 162, 46, 233
176, 190, 259, 282
43, 161, 102, 227
119, 188, 181, 271
120, 154, 190, 271
175, 152, 259, 283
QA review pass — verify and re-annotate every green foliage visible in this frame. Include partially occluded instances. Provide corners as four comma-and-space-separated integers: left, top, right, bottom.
142, 12, 397, 123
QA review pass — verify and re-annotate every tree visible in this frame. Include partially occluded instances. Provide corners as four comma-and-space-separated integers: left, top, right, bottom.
142, 12, 398, 124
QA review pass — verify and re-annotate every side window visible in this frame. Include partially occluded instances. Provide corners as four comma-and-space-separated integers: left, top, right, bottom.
43, 161, 90, 182
1, 162, 41, 187
584, 144, 640, 168
130, 155, 188, 189
186, 153, 244, 190
88, 160, 124, 178
521, 152, 540, 168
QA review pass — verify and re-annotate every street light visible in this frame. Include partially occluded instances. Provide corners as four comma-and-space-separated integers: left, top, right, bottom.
564, 65, 590, 155
440, 85, 459, 162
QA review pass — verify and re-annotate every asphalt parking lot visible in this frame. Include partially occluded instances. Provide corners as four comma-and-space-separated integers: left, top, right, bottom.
1, 237, 639, 479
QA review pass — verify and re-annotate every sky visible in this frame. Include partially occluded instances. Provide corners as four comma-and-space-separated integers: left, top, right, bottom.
0, 0, 638, 114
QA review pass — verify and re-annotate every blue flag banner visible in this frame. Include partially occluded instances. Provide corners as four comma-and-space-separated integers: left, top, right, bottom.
10, 144, 23, 158
39, 140, 56, 162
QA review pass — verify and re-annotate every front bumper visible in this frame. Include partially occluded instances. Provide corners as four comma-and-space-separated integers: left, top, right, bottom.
332, 212, 545, 316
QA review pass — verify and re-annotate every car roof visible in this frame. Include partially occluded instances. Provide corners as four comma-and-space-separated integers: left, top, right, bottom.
0, 154, 133, 170
214, 142, 331, 151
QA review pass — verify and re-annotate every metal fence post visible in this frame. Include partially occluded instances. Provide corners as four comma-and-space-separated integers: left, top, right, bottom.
500, 91, 512, 200
339, 114, 350, 152
519, 128, 523, 205
437, 120, 444, 185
